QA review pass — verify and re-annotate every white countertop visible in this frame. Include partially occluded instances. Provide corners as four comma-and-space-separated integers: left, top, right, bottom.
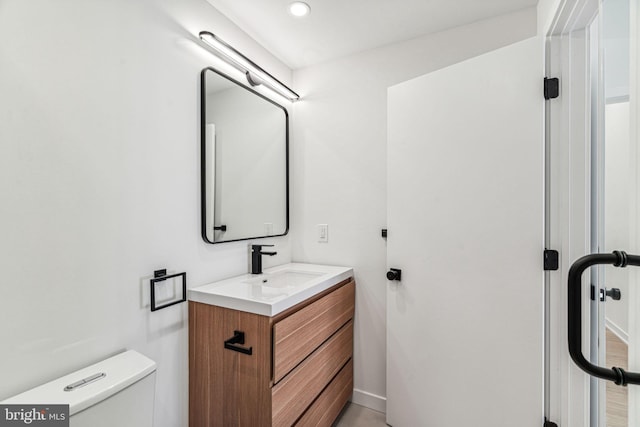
188, 263, 353, 316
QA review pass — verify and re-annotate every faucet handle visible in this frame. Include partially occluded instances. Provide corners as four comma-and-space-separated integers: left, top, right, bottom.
251, 244, 274, 251
250, 244, 276, 275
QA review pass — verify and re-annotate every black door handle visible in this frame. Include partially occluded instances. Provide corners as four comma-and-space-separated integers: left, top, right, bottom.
568, 251, 640, 386
386, 268, 401, 281
597, 287, 622, 301
605, 288, 622, 300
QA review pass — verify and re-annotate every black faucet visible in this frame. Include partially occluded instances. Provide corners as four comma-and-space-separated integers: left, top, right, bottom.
251, 244, 277, 274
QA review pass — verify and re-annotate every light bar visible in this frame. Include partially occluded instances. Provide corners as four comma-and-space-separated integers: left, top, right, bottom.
199, 31, 300, 101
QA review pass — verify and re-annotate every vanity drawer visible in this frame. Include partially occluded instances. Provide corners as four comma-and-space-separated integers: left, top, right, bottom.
294, 359, 353, 427
271, 320, 353, 427
273, 280, 355, 383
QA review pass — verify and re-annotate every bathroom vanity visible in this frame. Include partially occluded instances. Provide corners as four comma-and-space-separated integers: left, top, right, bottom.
188, 263, 355, 427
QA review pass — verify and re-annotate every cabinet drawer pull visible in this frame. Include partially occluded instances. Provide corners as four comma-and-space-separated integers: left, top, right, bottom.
224, 330, 253, 355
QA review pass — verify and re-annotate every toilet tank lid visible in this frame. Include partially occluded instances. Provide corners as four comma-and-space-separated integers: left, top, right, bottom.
1, 350, 156, 415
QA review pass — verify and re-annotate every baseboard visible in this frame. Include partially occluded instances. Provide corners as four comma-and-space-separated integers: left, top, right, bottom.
606, 318, 629, 344
350, 388, 386, 413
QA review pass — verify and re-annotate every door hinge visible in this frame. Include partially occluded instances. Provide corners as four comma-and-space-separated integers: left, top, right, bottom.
544, 249, 559, 271
544, 77, 559, 100
544, 420, 558, 427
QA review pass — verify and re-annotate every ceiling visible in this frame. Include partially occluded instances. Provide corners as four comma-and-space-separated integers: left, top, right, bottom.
205, 0, 539, 69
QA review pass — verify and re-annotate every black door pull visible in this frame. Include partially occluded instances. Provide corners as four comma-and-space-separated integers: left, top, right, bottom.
568, 251, 640, 386
224, 331, 253, 355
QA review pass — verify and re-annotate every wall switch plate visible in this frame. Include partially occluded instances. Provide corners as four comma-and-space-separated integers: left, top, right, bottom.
318, 224, 328, 243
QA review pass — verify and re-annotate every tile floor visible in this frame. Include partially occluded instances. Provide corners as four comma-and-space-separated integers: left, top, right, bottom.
335, 333, 631, 427
334, 403, 387, 426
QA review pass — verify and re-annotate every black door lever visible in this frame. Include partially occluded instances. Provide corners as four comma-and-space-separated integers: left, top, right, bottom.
605, 288, 622, 300
598, 287, 622, 301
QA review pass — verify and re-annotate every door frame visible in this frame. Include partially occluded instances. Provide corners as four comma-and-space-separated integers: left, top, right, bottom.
628, 0, 640, 422
545, 0, 608, 426
549, 2, 640, 424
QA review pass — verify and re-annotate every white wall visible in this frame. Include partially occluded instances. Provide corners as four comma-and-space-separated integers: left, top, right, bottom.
0, 1, 292, 426
600, 0, 631, 340
604, 102, 631, 339
603, 0, 630, 102
291, 7, 538, 409
538, 0, 563, 36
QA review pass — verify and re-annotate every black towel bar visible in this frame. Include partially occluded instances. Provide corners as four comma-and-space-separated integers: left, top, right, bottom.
224, 331, 253, 355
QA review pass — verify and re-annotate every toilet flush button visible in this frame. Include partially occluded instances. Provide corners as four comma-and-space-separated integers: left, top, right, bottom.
63, 372, 106, 392
63, 379, 86, 391
83, 372, 106, 383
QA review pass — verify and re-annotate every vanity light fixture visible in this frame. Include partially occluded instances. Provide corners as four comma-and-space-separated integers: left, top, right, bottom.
288, 1, 311, 17
199, 31, 300, 101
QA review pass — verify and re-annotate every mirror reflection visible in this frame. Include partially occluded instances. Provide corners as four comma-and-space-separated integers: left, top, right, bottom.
201, 68, 289, 243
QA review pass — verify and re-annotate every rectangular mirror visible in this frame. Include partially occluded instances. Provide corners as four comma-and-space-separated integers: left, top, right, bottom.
201, 67, 289, 243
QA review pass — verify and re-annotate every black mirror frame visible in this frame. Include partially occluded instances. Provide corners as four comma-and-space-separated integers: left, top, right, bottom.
200, 67, 290, 244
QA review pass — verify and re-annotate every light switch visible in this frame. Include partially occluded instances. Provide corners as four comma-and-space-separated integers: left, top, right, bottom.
318, 224, 328, 243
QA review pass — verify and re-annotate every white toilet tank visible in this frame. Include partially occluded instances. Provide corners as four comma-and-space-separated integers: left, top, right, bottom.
2, 350, 156, 427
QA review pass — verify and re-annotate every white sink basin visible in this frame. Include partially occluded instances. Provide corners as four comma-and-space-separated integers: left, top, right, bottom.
188, 263, 353, 316
243, 270, 324, 289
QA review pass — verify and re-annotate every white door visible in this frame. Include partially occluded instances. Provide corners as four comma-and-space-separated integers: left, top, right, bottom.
386, 37, 543, 426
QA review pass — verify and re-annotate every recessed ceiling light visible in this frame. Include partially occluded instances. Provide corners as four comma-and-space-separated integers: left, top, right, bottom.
289, 1, 310, 17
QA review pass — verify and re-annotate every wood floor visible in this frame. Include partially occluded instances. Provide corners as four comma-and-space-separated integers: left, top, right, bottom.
606, 328, 628, 427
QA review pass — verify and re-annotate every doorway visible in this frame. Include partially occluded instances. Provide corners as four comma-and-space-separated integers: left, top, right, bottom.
546, 0, 635, 425
589, 0, 631, 425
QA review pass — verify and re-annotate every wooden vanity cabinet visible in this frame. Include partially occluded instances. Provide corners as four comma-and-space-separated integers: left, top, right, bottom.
189, 278, 355, 427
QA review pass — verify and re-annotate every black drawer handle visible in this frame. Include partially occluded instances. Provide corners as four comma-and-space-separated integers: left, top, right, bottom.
568, 251, 640, 386
224, 331, 253, 355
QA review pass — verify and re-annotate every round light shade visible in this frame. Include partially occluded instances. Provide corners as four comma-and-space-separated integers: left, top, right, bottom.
289, 1, 310, 17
